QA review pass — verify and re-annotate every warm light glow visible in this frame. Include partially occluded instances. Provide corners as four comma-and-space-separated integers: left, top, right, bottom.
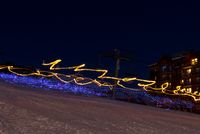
189, 78, 192, 83
174, 86, 200, 101
187, 68, 192, 74
180, 79, 184, 84
0, 59, 158, 91
186, 88, 192, 93
0, 59, 200, 101
191, 58, 198, 65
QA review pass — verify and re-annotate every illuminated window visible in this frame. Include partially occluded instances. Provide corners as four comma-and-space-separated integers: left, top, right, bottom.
180, 79, 184, 84
186, 88, 192, 93
191, 58, 198, 65
186, 68, 192, 74
185, 78, 192, 84
168, 82, 171, 86
189, 78, 191, 83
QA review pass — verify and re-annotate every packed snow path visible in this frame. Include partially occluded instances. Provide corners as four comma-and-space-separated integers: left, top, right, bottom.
0, 83, 200, 134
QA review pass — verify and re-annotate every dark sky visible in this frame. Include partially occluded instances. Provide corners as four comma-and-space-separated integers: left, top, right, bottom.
0, 1, 200, 78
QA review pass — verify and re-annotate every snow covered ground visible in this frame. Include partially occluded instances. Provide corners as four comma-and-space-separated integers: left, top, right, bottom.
0, 83, 200, 134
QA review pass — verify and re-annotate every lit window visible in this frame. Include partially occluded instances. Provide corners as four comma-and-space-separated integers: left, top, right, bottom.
189, 78, 192, 83
191, 58, 198, 65
180, 79, 184, 84
186, 88, 192, 93
187, 68, 192, 74
181, 88, 186, 92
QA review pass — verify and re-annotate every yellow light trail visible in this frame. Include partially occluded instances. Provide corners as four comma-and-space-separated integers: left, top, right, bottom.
0, 59, 200, 101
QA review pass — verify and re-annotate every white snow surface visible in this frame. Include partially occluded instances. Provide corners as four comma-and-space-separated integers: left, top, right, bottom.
0, 82, 200, 134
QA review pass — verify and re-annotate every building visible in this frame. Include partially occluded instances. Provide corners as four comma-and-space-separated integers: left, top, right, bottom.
149, 51, 200, 92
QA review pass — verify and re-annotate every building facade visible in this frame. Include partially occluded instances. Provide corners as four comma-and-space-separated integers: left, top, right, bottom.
149, 51, 200, 92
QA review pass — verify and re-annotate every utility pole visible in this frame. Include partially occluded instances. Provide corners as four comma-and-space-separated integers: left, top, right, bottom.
100, 48, 132, 79
100, 48, 133, 98
114, 49, 120, 78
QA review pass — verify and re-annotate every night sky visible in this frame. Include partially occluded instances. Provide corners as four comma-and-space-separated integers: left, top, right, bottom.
1, 1, 200, 78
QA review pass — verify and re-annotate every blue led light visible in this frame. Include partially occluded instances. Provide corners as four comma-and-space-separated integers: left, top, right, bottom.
0, 73, 195, 110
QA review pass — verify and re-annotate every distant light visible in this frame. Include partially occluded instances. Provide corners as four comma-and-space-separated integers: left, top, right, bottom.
0, 59, 200, 101
191, 58, 198, 65
187, 68, 192, 74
